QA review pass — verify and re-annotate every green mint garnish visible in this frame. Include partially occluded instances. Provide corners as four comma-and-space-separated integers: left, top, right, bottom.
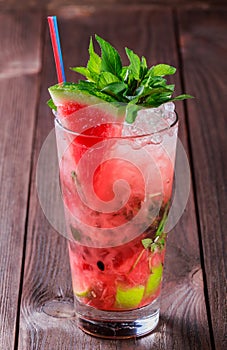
128, 203, 169, 273
156, 202, 170, 236
141, 238, 153, 249
96, 35, 122, 78
68, 35, 193, 122
142, 202, 170, 251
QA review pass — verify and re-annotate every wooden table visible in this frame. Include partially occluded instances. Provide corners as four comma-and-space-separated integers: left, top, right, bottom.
0, 1, 226, 349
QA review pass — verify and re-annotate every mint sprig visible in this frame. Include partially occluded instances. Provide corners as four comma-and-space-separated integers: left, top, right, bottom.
142, 202, 170, 252
50, 35, 193, 122
96, 35, 122, 78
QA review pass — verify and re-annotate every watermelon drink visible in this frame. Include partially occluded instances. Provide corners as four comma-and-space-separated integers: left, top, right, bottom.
48, 34, 192, 338
53, 97, 178, 338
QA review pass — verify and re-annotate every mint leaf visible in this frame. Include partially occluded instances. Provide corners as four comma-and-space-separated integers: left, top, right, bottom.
71, 66, 98, 82
140, 87, 173, 107
95, 34, 122, 78
121, 67, 130, 82
77, 80, 118, 102
141, 203, 170, 252
142, 238, 153, 249
125, 47, 141, 80
156, 202, 170, 236
140, 56, 148, 80
71, 66, 89, 76
169, 94, 194, 102
71, 38, 101, 82
141, 86, 172, 99
150, 64, 176, 77
102, 81, 128, 100
87, 37, 101, 74
151, 77, 167, 88
97, 72, 120, 89
126, 103, 140, 123
166, 84, 175, 92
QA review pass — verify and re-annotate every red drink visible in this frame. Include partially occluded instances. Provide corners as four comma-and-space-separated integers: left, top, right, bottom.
54, 101, 178, 337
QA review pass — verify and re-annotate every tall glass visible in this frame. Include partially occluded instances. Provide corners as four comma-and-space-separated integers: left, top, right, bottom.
54, 101, 178, 338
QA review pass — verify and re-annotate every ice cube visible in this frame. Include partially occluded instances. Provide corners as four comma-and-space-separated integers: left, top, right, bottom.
164, 102, 175, 112
122, 103, 177, 139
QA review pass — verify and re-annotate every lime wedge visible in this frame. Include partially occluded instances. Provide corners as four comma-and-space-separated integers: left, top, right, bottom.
74, 289, 90, 298
115, 285, 145, 309
145, 264, 163, 296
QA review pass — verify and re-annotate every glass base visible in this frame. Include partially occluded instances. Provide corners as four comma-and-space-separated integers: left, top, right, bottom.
76, 298, 160, 339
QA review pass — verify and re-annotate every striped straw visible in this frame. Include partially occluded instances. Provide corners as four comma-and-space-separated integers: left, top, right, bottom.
48, 16, 66, 83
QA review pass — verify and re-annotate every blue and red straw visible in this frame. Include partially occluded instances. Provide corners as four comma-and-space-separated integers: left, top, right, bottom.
48, 16, 66, 83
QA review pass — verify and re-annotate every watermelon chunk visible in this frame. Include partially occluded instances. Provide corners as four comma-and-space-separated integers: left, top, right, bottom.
49, 82, 124, 133
50, 83, 125, 168
48, 82, 106, 109
58, 101, 87, 116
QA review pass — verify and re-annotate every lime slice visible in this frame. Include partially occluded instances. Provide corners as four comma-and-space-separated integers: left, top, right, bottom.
74, 289, 90, 298
145, 264, 163, 296
115, 285, 145, 309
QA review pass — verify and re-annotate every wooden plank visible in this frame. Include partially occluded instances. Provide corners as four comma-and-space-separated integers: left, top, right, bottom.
178, 8, 227, 350
46, 0, 227, 10
0, 11, 42, 350
18, 7, 211, 349
0, 1, 226, 11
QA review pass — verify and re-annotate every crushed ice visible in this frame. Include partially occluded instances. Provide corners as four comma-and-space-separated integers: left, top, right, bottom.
122, 102, 176, 137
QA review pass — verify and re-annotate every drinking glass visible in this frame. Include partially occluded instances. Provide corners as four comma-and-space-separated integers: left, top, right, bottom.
54, 101, 178, 338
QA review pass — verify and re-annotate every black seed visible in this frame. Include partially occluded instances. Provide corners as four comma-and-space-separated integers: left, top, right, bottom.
97, 261, 105, 271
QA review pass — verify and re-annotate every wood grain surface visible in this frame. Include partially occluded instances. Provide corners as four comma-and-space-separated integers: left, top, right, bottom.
0, 11, 42, 350
16, 7, 213, 350
0, 0, 226, 11
178, 8, 227, 350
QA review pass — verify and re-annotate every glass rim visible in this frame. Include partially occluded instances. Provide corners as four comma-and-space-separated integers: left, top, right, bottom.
54, 110, 178, 140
